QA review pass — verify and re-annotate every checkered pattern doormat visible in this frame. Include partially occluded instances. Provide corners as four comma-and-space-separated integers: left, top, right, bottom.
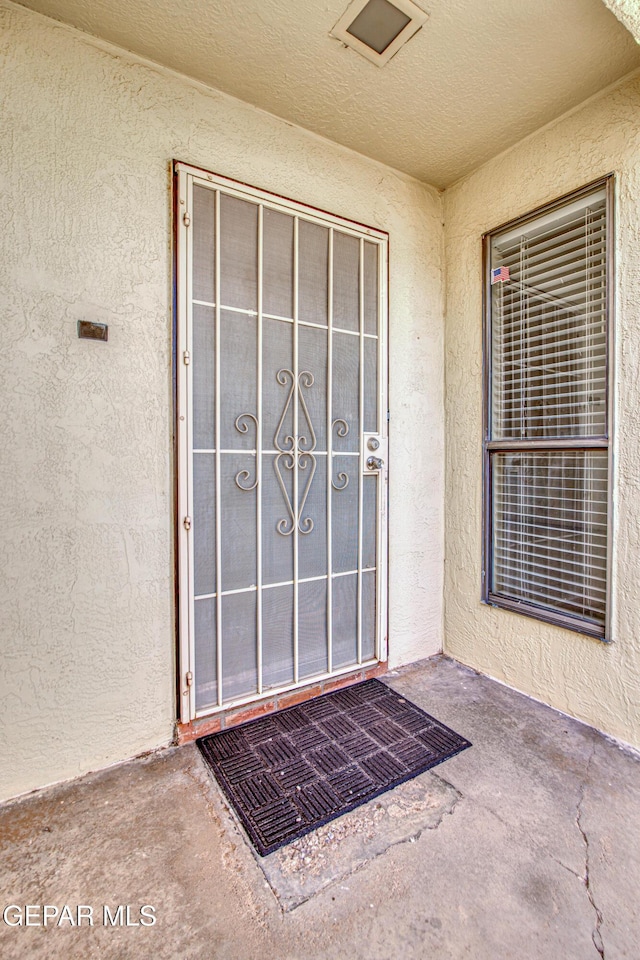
197, 679, 471, 856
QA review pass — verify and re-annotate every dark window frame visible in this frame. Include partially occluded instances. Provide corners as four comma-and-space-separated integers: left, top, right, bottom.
481, 176, 614, 641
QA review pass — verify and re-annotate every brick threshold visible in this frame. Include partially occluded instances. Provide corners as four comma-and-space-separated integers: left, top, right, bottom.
175, 661, 389, 745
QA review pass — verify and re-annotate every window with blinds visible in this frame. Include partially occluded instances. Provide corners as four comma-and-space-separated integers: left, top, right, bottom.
483, 179, 612, 639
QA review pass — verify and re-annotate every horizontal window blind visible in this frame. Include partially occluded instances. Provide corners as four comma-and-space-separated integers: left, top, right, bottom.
484, 181, 611, 637
490, 189, 607, 440
492, 451, 607, 623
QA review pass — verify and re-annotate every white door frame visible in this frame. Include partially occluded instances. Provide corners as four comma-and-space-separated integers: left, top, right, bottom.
174, 161, 389, 723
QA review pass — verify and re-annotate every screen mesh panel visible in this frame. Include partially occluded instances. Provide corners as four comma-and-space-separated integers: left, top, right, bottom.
262, 318, 293, 449
490, 189, 607, 440
220, 311, 257, 449
193, 453, 216, 596
299, 324, 327, 450
332, 333, 360, 452
263, 208, 294, 319
492, 451, 607, 624
332, 461, 359, 573
220, 194, 258, 312
262, 585, 294, 689
363, 476, 377, 569
262, 454, 294, 585
364, 338, 378, 433
186, 177, 385, 710
362, 570, 376, 661
192, 305, 215, 450
332, 574, 358, 668
298, 465, 327, 581
298, 220, 328, 326
333, 231, 360, 332
192, 185, 215, 304
220, 454, 257, 592
194, 598, 217, 711
363, 241, 379, 336
298, 579, 328, 679
221, 592, 257, 700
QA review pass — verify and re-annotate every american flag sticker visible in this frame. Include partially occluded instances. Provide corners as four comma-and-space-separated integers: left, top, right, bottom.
491, 265, 510, 284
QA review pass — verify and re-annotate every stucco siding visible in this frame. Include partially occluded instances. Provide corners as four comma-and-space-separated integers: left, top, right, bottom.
444, 73, 640, 748
0, 2, 445, 801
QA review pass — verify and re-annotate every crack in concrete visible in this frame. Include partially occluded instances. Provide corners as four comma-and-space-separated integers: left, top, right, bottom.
576, 743, 605, 960
473, 797, 580, 878
472, 770, 606, 954
550, 856, 584, 882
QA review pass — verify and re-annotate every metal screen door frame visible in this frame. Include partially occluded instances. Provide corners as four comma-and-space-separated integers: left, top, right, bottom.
175, 161, 389, 723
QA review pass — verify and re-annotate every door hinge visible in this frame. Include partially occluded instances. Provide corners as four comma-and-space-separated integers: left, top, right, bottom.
183, 211, 191, 227
185, 671, 193, 687
183, 350, 190, 365
183, 516, 192, 531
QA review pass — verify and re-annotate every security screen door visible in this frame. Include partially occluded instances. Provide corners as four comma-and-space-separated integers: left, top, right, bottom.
175, 164, 388, 722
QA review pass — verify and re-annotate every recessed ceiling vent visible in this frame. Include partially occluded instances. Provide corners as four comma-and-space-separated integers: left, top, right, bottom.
331, 0, 428, 67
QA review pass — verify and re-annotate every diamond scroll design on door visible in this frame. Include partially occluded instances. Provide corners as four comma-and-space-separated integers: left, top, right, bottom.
234, 370, 352, 532
274, 368, 317, 536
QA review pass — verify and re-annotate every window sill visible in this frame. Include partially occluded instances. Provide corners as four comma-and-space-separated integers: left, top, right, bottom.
483, 593, 608, 642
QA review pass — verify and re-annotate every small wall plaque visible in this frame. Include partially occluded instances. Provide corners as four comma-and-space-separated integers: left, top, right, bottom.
78, 320, 108, 342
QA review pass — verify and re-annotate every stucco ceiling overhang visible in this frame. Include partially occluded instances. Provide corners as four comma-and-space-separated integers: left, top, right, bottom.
15, 0, 640, 188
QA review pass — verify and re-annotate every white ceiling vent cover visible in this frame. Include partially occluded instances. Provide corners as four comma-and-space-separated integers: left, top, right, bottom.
331, 0, 428, 66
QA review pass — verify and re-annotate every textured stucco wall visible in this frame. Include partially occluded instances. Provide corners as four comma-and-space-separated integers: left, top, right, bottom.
444, 73, 640, 748
604, 0, 640, 44
0, 3, 445, 800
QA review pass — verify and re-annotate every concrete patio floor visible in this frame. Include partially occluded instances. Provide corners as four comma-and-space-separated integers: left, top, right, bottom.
1, 655, 639, 959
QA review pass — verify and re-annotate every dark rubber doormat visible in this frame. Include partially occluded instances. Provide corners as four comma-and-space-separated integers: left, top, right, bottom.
197, 679, 471, 856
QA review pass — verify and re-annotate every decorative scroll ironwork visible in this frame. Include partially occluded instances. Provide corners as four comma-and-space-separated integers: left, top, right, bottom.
233, 379, 350, 524
234, 413, 259, 491
274, 369, 317, 535
331, 418, 350, 490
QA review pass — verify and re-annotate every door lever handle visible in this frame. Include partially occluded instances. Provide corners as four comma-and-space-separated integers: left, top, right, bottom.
366, 456, 384, 471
